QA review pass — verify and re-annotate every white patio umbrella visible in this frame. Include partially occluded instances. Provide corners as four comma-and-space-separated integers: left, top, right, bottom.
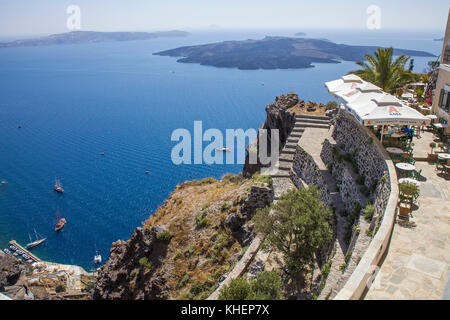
347, 94, 430, 143
324, 74, 364, 96
362, 105, 431, 127
335, 82, 383, 106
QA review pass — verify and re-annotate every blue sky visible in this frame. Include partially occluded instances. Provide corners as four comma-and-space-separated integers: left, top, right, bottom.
0, 0, 448, 36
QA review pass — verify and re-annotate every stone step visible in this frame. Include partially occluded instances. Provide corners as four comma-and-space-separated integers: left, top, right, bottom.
279, 154, 294, 161
293, 122, 330, 129
295, 114, 330, 121
287, 137, 300, 143
278, 166, 291, 171
291, 128, 305, 133
281, 149, 296, 155
285, 142, 298, 149
270, 172, 291, 178
278, 160, 293, 167
294, 118, 330, 125
290, 133, 303, 138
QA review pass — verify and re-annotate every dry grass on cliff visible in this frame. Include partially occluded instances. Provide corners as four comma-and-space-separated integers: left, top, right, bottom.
143, 174, 253, 300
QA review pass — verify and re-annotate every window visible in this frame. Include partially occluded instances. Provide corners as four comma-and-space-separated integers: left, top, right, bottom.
440, 88, 450, 113
444, 45, 450, 65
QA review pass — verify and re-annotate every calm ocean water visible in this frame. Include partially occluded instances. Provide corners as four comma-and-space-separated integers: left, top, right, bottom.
0, 29, 442, 270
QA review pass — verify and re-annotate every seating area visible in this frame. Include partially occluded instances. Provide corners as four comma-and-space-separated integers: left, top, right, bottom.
375, 127, 450, 220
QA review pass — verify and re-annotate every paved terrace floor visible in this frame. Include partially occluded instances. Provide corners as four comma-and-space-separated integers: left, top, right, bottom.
365, 161, 450, 300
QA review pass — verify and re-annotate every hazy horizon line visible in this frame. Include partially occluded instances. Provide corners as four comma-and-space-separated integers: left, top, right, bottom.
0, 27, 444, 40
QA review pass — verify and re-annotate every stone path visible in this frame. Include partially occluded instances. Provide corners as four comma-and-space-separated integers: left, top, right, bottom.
295, 127, 354, 300
365, 161, 450, 300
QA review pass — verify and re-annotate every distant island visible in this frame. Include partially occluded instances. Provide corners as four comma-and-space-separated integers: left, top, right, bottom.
153, 36, 435, 70
433, 37, 444, 41
294, 32, 307, 36
0, 30, 190, 48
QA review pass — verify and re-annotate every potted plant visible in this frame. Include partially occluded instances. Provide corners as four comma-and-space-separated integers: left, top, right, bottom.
398, 182, 420, 218
428, 142, 437, 161
438, 143, 445, 152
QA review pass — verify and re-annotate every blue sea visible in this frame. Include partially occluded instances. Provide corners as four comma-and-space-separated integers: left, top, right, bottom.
0, 29, 443, 270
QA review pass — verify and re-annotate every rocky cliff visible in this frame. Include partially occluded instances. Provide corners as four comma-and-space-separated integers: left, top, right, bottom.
0, 251, 27, 299
243, 93, 299, 176
94, 175, 273, 300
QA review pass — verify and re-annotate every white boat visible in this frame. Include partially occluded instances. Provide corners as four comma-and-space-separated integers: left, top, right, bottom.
26, 229, 47, 250
215, 147, 231, 152
94, 251, 102, 264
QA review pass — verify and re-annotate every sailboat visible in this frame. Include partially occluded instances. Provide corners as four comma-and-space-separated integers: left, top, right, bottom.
26, 229, 47, 249
54, 178, 64, 193
55, 209, 66, 232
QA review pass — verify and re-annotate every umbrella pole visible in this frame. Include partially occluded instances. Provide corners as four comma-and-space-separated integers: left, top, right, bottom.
380, 125, 385, 144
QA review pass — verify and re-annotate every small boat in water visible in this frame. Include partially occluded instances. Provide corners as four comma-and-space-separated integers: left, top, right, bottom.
216, 147, 231, 152
26, 229, 47, 250
94, 251, 102, 264
1, 181, 6, 185
54, 178, 64, 193
55, 209, 66, 231
55, 218, 66, 231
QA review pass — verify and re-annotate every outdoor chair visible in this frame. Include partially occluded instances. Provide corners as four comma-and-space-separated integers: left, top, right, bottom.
436, 158, 445, 171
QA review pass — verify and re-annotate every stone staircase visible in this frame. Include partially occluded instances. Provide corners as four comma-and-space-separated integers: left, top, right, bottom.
266, 114, 331, 200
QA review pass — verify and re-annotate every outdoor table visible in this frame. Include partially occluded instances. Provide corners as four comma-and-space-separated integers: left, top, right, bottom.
396, 162, 416, 178
390, 133, 405, 138
437, 153, 450, 160
433, 123, 449, 129
438, 153, 450, 165
399, 178, 420, 186
386, 147, 404, 154
396, 163, 415, 171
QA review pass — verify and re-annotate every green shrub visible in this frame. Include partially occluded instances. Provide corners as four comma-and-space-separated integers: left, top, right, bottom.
218, 271, 284, 300
139, 257, 153, 270
250, 271, 284, 300
251, 173, 273, 186
221, 202, 231, 212
253, 187, 333, 276
196, 210, 210, 228
218, 277, 252, 300
177, 274, 190, 289
130, 268, 138, 278
362, 204, 375, 222
156, 230, 172, 243
214, 233, 231, 251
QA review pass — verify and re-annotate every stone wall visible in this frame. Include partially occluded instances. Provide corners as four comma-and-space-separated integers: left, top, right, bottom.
323, 111, 391, 225
330, 110, 399, 300
290, 146, 331, 207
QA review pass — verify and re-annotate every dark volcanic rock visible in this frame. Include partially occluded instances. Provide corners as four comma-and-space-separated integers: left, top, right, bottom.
243, 93, 297, 176
93, 225, 170, 300
0, 251, 25, 291
154, 36, 435, 70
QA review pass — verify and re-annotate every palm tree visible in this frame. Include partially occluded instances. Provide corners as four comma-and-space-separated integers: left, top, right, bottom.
352, 47, 417, 93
